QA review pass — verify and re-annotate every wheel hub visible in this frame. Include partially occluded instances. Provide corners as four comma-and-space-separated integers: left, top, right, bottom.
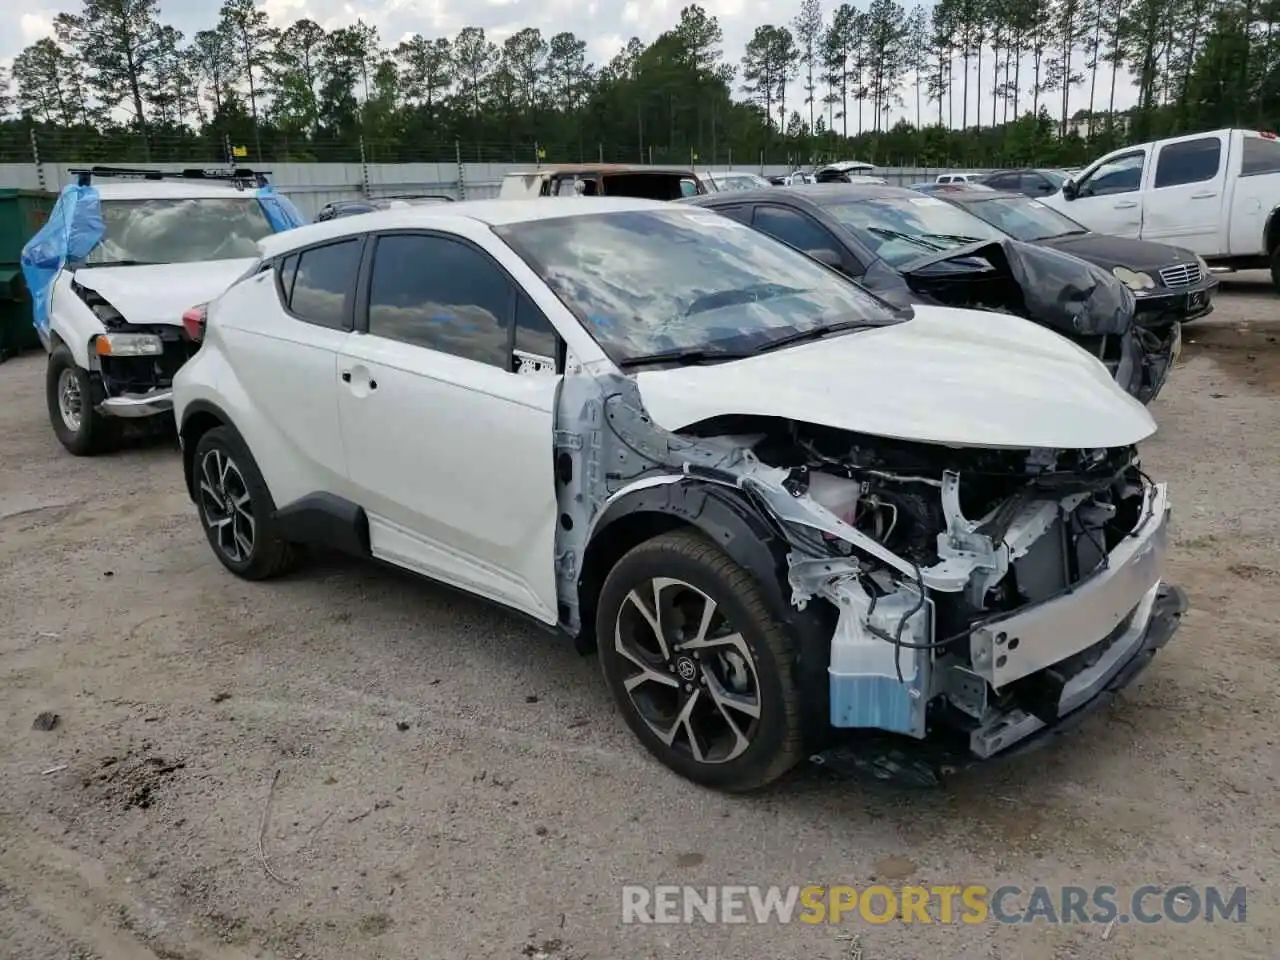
674, 655, 698, 682
613, 577, 763, 765
57, 368, 83, 432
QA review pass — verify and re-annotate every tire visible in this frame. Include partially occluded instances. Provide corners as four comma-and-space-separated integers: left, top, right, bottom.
46, 346, 118, 456
596, 529, 804, 792
1270, 247, 1280, 292
193, 425, 298, 580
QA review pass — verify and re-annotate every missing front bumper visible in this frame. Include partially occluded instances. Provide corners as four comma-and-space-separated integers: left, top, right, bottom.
813, 583, 1187, 784
819, 479, 1183, 773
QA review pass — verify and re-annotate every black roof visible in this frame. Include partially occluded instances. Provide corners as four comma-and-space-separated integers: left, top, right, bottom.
686, 183, 921, 209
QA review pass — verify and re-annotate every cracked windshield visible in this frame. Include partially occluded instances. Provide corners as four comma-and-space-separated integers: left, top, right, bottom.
499, 208, 903, 364
966, 197, 1087, 242
828, 196, 1005, 266
86, 198, 275, 265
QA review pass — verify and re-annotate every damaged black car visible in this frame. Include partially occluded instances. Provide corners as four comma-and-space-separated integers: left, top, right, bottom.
682, 184, 1179, 404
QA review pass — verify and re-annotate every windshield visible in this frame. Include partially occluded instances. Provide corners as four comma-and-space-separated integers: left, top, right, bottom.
964, 196, 1086, 241
496, 208, 904, 364
827, 196, 1007, 267
711, 173, 770, 191
86, 197, 276, 265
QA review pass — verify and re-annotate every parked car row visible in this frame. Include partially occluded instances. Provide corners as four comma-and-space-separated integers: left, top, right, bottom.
19, 165, 1189, 793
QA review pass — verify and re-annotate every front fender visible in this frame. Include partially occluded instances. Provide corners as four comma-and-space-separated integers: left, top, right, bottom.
584, 477, 835, 741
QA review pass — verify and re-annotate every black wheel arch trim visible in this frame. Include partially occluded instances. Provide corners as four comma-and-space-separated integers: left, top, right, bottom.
178, 400, 371, 559
273, 492, 371, 558
581, 477, 836, 742
179, 399, 247, 503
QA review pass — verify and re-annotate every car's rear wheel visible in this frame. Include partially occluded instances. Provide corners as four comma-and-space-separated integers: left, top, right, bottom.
46, 346, 118, 456
194, 426, 297, 580
596, 530, 804, 792
1270, 246, 1280, 292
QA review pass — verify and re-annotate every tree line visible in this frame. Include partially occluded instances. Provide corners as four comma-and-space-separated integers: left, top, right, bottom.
0, 0, 1278, 169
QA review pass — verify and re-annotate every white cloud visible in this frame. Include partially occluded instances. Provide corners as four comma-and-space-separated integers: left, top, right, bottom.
19, 12, 55, 44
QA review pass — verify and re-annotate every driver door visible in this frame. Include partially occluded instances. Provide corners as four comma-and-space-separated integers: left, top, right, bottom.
1059, 149, 1147, 238
335, 231, 562, 623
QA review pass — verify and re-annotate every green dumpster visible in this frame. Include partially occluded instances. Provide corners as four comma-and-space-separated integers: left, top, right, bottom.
0, 188, 57, 362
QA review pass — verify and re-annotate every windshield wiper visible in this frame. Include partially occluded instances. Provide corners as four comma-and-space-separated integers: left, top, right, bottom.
618, 317, 884, 369
865, 226, 950, 252
617, 346, 758, 369
750, 317, 885, 355
683, 281, 802, 317
919, 233, 987, 245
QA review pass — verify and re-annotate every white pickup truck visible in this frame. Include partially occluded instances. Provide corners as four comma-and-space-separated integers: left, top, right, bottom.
1041, 128, 1280, 288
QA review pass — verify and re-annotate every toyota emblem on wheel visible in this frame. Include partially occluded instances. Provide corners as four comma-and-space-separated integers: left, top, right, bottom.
676, 656, 698, 682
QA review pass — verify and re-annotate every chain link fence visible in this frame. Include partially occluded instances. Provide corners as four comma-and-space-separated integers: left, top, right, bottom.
0, 127, 977, 172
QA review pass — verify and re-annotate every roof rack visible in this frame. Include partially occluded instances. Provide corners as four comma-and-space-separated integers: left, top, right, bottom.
69, 166, 272, 188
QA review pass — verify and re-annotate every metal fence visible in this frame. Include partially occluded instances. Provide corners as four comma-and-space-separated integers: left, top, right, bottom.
0, 158, 989, 221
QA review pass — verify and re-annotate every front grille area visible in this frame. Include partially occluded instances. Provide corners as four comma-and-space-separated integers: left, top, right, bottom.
1159, 262, 1202, 287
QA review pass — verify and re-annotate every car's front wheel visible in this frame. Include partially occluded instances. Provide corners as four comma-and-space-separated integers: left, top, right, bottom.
46, 346, 117, 456
596, 530, 804, 791
193, 426, 298, 580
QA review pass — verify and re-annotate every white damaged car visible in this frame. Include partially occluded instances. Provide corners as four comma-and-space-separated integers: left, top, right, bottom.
21, 167, 304, 455
173, 198, 1187, 791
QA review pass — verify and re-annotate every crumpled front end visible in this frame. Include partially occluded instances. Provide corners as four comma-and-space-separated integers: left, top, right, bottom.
553, 371, 1186, 772
794, 456, 1184, 761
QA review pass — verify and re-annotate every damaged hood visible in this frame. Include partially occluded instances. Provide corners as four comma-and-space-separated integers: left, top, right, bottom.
866, 237, 1136, 338
72, 258, 256, 327
635, 304, 1157, 450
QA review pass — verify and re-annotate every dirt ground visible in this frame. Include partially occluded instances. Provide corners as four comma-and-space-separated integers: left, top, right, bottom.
1, 275, 1278, 960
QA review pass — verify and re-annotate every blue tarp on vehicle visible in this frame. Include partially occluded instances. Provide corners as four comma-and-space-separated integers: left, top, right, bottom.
19, 184, 104, 337
19, 182, 305, 335
256, 185, 306, 231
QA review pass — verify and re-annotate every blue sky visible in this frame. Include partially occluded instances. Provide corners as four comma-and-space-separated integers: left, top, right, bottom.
4, 0, 1139, 126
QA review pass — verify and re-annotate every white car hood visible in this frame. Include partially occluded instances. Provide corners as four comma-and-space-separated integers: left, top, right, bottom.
634, 304, 1158, 450
73, 259, 256, 327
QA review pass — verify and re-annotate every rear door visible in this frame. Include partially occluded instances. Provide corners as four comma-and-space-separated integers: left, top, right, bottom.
1141, 133, 1229, 253
334, 230, 562, 622
214, 238, 363, 505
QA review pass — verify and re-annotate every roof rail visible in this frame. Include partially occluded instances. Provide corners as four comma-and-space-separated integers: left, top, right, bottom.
69, 166, 272, 189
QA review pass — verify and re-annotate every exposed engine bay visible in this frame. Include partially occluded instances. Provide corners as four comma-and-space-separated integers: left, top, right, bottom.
553, 372, 1185, 769
72, 279, 198, 397
859, 238, 1176, 404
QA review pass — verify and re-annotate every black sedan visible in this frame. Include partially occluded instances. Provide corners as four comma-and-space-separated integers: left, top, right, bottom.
974, 168, 1074, 197
682, 184, 1179, 404
926, 185, 1216, 325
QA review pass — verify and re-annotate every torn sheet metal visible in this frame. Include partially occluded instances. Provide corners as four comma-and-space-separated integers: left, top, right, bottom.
20, 184, 104, 336
895, 238, 1135, 337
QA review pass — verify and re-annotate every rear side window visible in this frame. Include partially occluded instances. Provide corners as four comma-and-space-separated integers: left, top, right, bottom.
288, 240, 362, 330
711, 205, 753, 225
278, 254, 299, 301
366, 233, 514, 368
753, 205, 838, 253
1154, 137, 1222, 188
1241, 135, 1280, 176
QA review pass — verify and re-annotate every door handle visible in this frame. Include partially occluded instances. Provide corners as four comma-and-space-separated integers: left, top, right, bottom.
341, 370, 351, 382
1113, 201, 1138, 209
1191, 192, 1217, 199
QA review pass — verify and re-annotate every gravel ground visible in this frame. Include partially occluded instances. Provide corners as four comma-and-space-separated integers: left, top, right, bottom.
1, 275, 1277, 960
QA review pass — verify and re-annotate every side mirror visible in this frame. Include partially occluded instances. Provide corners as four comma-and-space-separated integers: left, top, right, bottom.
1062, 179, 1078, 201
807, 248, 845, 271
